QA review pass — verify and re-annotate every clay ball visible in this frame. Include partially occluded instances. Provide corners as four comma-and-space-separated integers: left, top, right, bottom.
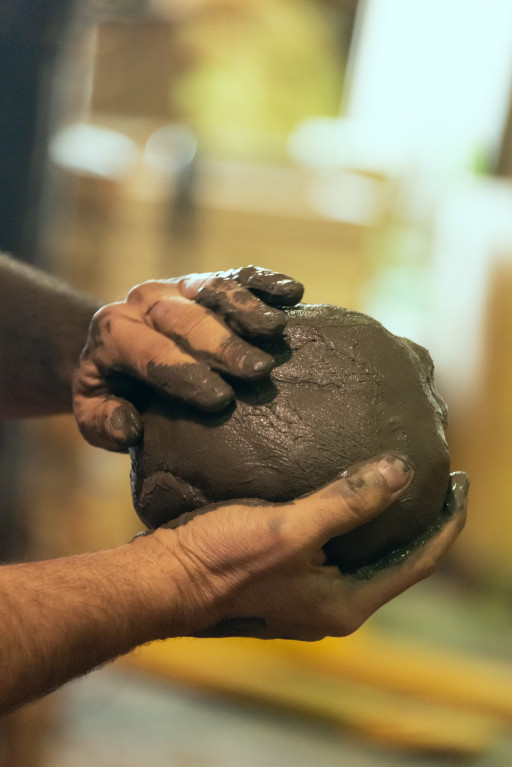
130, 304, 450, 571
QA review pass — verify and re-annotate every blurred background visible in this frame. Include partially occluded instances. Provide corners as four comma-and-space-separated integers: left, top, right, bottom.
2, 0, 512, 764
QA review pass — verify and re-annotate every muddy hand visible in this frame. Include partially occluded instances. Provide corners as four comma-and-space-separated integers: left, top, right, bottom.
72, 266, 304, 451
149, 457, 467, 640
176, 266, 304, 335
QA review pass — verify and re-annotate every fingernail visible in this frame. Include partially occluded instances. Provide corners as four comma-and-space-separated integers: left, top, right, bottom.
452, 471, 470, 502
110, 405, 142, 442
278, 279, 304, 302
170, 364, 234, 411
240, 349, 274, 377
197, 381, 234, 411
377, 453, 414, 494
444, 471, 470, 515
254, 309, 286, 335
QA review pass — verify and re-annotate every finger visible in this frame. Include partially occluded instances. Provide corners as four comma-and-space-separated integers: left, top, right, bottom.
230, 265, 305, 307
125, 279, 181, 306
345, 472, 468, 626
74, 392, 142, 451
72, 357, 141, 450
178, 272, 289, 336
90, 309, 234, 411
285, 453, 414, 547
146, 295, 274, 379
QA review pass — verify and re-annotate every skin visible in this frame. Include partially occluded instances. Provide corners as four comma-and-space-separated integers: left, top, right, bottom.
0, 455, 467, 715
0, 256, 303, 438
0, 253, 99, 419
72, 266, 304, 450
0, 253, 467, 714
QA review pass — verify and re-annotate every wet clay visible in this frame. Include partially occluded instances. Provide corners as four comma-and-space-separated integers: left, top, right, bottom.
130, 304, 450, 571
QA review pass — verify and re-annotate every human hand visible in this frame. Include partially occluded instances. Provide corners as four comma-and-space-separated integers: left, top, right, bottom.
72, 266, 303, 451
137, 454, 468, 642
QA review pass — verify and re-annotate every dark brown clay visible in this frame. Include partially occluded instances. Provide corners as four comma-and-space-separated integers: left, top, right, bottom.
130, 304, 450, 571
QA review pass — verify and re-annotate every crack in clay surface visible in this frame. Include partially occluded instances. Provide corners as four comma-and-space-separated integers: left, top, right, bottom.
130, 304, 450, 571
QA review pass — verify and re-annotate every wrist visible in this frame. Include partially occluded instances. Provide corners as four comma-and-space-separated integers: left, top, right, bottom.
129, 527, 229, 640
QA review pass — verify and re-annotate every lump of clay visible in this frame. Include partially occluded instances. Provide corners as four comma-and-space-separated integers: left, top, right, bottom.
130, 304, 450, 571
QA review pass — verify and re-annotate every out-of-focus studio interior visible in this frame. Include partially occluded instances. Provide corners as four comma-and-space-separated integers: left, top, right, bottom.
2, 0, 512, 765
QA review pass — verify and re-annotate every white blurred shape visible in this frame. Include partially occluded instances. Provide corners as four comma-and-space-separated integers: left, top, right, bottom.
362, 265, 429, 344
346, 0, 512, 172
290, 0, 512, 177
308, 170, 385, 226
288, 117, 411, 175
429, 177, 512, 401
144, 124, 197, 177
49, 123, 139, 179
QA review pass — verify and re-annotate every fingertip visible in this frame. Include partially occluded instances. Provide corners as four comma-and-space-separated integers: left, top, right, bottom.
244, 308, 287, 337
185, 377, 235, 412
266, 279, 305, 307
146, 360, 234, 412
448, 471, 470, 512
108, 403, 143, 448
335, 452, 413, 506
237, 349, 274, 378
292, 455, 412, 545
376, 452, 414, 499
239, 266, 305, 307
433, 473, 469, 540
266, 309, 287, 333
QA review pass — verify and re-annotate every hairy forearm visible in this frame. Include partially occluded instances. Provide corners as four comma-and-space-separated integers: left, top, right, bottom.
0, 253, 99, 418
0, 534, 191, 715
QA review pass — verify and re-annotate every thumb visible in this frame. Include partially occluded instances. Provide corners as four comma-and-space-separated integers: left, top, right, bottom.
289, 453, 414, 547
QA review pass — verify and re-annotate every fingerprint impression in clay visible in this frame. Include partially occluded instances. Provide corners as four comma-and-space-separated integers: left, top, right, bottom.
130, 304, 450, 571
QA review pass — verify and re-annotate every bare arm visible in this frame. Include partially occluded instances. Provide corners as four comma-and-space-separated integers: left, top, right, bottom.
0, 255, 303, 446
0, 456, 467, 716
0, 253, 99, 418
0, 543, 163, 714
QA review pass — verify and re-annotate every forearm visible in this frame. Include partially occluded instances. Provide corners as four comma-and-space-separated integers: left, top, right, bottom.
0, 253, 99, 418
0, 534, 191, 715
0, 461, 467, 715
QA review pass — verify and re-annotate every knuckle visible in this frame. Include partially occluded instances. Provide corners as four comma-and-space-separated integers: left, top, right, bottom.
234, 265, 262, 281
341, 472, 387, 523
88, 304, 123, 346
198, 275, 237, 296
342, 495, 372, 527
90, 304, 110, 330
180, 305, 213, 336
126, 280, 160, 304
268, 514, 302, 552
147, 294, 185, 325
72, 357, 102, 392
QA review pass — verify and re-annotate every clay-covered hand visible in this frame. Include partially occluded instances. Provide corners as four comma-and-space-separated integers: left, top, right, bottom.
137, 454, 468, 641
72, 266, 303, 451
